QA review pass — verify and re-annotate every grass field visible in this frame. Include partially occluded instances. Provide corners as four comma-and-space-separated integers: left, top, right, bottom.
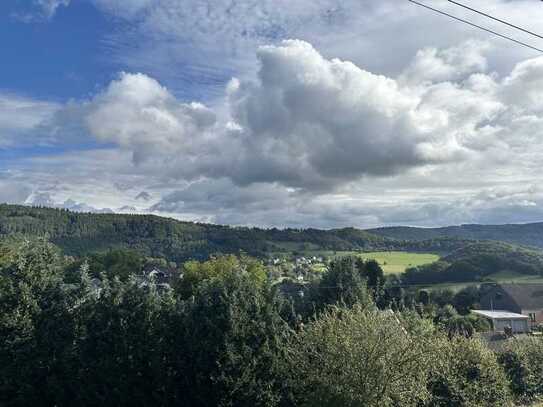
295, 250, 439, 274
486, 270, 543, 284
419, 271, 543, 292
272, 249, 440, 274
354, 251, 440, 274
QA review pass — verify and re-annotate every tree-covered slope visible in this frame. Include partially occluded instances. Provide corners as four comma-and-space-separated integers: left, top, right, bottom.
5, 204, 543, 266
442, 241, 543, 276
0, 204, 397, 262
368, 223, 543, 249
404, 241, 543, 284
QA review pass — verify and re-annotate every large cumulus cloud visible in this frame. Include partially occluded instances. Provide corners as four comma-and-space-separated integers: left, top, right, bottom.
7, 38, 543, 228
86, 72, 217, 166
84, 40, 511, 192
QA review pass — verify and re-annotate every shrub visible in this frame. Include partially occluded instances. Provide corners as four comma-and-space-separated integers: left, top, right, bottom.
499, 337, 543, 403
284, 306, 432, 406
427, 336, 513, 406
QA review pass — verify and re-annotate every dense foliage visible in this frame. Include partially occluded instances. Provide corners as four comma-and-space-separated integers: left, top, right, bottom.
5, 204, 543, 287
404, 241, 543, 284
499, 338, 543, 404
1, 239, 542, 406
427, 337, 512, 406
285, 306, 433, 406
0, 205, 396, 262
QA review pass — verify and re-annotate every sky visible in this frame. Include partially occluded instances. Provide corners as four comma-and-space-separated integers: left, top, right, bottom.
2, 0, 543, 228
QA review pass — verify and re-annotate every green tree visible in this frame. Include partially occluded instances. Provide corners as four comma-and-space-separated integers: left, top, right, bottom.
361, 259, 385, 290
499, 337, 543, 403
453, 286, 481, 315
74, 276, 169, 406
427, 336, 512, 406
435, 305, 490, 339
178, 272, 288, 407
175, 255, 266, 299
318, 257, 372, 309
66, 249, 145, 281
0, 239, 78, 406
284, 306, 432, 406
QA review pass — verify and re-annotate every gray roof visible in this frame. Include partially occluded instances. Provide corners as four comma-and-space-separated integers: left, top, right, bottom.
500, 284, 543, 310
472, 310, 528, 320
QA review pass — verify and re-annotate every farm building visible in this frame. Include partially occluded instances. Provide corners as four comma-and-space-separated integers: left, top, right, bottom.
472, 310, 530, 334
479, 283, 543, 326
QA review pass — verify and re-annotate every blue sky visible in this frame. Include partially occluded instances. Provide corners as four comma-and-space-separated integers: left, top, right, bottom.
0, 1, 112, 100
2, 0, 543, 228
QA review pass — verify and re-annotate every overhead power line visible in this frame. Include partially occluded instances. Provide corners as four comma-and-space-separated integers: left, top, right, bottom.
406, 0, 543, 54
447, 0, 543, 40
316, 282, 543, 290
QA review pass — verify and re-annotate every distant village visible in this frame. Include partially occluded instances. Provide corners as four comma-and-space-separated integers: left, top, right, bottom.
134, 256, 543, 344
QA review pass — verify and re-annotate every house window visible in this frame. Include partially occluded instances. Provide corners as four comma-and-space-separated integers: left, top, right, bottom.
529, 313, 537, 323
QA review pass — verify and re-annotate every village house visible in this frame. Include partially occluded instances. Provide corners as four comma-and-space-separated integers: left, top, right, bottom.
479, 283, 543, 327
139, 265, 178, 290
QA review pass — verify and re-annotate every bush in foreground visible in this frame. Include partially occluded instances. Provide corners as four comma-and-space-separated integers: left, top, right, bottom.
427, 336, 513, 406
284, 305, 432, 406
499, 337, 543, 404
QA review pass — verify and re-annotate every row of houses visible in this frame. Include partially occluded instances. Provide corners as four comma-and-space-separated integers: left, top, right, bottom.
268, 256, 325, 266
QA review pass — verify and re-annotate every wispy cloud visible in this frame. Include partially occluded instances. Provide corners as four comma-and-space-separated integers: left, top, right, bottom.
0, 93, 60, 147
90, 0, 543, 100
13, 0, 71, 22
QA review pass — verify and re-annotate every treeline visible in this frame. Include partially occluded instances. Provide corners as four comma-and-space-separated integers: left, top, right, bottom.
370, 222, 543, 249
0, 204, 473, 262
404, 241, 543, 284
2, 240, 543, 406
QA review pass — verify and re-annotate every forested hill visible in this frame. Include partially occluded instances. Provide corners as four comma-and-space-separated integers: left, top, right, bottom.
0, 204, 401, 262
4, 204, 542, 262
368, 223, 543, 249
403, 241, 543, 284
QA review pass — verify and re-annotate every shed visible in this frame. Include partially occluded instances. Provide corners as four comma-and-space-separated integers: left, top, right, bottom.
472, 310, 530, 333
479, 284, 543, 324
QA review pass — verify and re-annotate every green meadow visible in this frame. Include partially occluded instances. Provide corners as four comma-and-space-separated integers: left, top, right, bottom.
294, 250, 440, 274
352, 251, 440, 274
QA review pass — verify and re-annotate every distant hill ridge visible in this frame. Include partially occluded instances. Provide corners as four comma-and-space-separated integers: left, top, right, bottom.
368, 223, 543, 249
2, 204, 543, 262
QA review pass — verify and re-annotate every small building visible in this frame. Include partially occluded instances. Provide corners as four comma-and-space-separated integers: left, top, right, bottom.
140, 266, 179, 292
479, 283, 543, 326
275, 280, 307, 299
472, 310, 530, 334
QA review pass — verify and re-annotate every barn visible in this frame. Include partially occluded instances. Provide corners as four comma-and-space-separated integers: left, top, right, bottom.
472, 310, 530, 334
479, 283, 543, 326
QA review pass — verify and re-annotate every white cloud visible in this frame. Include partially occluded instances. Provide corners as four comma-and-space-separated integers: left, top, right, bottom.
13, 0, 71, 22
90, 0, 151, 17
88, 0, 543, 100
7, 32, 543, 227
0, 93, 60, 146
83, 40, 510, 192
400, 40, 491, 85
107, 40, 543, 227
86, 72, 217, 165
37, 0, 70, 18
502, 57, 543, 113
0, 180, 32, 205
26, 191, 114, 213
